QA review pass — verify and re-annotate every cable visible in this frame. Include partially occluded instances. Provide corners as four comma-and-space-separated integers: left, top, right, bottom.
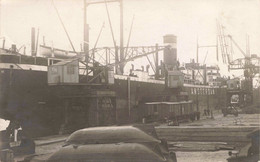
51, 0, 76, 53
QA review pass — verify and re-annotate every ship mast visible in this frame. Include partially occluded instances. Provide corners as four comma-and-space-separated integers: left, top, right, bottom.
119, 0, 124, 74
0, 0, 1, 37
83, 0, 124, 76
83, 0, 89, 64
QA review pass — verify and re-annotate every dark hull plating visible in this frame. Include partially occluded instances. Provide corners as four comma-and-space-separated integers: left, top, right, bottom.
0, 67, 226, 137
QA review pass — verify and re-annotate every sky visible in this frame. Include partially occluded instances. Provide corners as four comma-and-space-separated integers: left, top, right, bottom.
1, 0, 260, 78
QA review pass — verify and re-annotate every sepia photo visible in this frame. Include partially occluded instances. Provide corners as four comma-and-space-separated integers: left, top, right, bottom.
0, 0, 259, 161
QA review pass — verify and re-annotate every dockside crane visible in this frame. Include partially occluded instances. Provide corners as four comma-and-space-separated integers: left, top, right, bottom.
217, 20, 260, 105
216, 20, 233, 64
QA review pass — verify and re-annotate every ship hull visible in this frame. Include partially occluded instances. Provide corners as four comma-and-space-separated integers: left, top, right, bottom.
0, 64, 226, 137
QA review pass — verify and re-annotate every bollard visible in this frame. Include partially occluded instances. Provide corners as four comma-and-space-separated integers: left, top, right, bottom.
0, 149, 14, 162
142, 118, 146, 124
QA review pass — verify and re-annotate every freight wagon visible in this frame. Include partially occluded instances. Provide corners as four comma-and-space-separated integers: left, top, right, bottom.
142, 100, 200, 125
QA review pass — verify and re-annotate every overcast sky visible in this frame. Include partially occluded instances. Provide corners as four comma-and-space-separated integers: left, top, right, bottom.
1, 0, 260, 77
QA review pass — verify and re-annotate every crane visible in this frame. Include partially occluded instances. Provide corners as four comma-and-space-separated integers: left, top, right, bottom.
217, 20, 260, 105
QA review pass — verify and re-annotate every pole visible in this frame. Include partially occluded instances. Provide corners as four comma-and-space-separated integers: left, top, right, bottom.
247, 34, 250, 57
31, 27, 36, 56
127, 76, 131, 119
106, 48, 108, 65
84, 0, 89, 63
203, 64, 207, 85
207, 88, 209, 110
196, 36, 199, 63
2, 37, 5, 48
146, 55, 156, 73
155, 44, 159, 79
119, 0, 124, 74
196, 88, 199, 112
93, 22, 104, 49
124, 15, 134, 57
83, 0, 89, 82
0, 0, 1, 37
105, 0, 117, 48
115, 46, 119, 74
216, 35, 219, 61
35, 28, 39, 56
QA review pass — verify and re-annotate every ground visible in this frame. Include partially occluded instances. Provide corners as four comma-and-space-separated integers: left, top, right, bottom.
183, 111, 259, 127
174, 112, 259, 162
176, 151, 229, 162
7, 112, 260, 162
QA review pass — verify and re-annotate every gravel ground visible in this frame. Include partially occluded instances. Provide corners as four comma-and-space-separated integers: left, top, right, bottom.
173, 112, 259, 162
176, 151, 229, 162
182, 111, 260, 127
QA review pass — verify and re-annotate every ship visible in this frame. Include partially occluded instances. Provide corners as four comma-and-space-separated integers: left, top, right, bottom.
0, 33, 227, 137
0, 1, 228, 138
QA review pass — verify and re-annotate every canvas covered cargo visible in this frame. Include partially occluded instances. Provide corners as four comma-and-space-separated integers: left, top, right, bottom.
64, 125, 161, 146
63, 125, 175, 161
47, 143, 169, 162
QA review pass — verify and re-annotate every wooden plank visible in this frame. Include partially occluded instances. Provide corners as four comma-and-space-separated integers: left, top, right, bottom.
156, 127, 256, 132
156, 131, 250, 137
159, 136, 249, 142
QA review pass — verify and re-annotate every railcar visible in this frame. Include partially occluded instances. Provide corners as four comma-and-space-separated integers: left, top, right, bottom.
143, 100, 200, 124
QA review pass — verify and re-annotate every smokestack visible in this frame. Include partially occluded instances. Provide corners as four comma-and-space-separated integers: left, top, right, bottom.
31, 27, 36, 56
163, 34, 177, 70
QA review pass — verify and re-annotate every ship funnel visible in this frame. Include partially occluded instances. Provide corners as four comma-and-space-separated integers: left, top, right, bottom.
31, 27, 36, 56
163, 34, 177, 70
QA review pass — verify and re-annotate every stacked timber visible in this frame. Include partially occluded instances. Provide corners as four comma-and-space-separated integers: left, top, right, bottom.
155, 126, 257, 143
